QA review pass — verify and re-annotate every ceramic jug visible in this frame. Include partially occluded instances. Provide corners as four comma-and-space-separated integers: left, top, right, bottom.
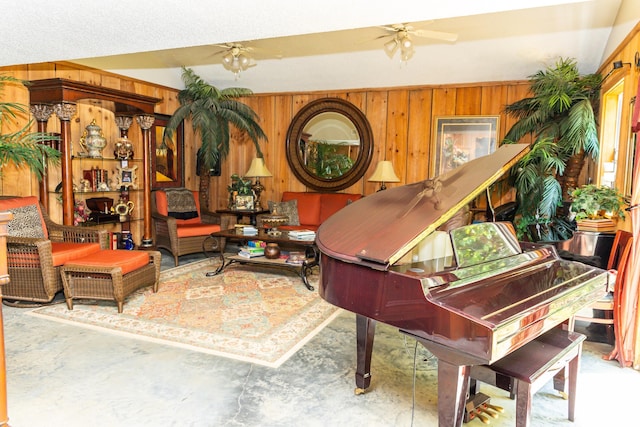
114, 198, 134, 221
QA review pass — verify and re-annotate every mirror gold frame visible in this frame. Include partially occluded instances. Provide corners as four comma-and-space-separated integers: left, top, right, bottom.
286, 98, 373, 191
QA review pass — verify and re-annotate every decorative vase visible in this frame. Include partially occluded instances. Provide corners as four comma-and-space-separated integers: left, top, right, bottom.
114, 136, 134, 160
264, 243, 281, 259
79, 119, 107, 158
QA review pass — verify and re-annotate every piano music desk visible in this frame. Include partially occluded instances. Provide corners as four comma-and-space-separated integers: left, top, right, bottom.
469, 328, 586, 427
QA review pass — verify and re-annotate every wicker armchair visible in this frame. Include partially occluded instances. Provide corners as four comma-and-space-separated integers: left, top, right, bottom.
0, 196, 109, 304
151, 189, 232, 266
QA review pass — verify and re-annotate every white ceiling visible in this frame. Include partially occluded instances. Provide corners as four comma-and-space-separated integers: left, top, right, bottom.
2, 0, 638, 93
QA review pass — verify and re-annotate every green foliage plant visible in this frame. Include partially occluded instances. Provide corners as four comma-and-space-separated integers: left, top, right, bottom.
569, 184, 626, 221
0, 75, 60, 178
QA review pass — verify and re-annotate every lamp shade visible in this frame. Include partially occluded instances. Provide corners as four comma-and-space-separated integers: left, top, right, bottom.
368, 160, 400, 183
244, 157, 273, 178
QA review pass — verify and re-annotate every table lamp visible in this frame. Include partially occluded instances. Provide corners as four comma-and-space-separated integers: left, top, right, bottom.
244, 157, 272, 209
368, 160, 400, 191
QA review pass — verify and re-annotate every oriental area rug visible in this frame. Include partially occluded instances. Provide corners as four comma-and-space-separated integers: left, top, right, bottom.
27, 259, 340, 368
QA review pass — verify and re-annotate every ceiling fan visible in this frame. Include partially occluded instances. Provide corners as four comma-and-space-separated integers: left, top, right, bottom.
378, 23, 458, 62
212, 43, 257, 78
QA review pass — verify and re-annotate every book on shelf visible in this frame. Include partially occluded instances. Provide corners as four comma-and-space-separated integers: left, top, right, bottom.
240, 245, 266, 253
238, 249, 264, 258
242, 226, 259, 236
247, 240, 266, 248
288, 229, 315, 236
288, 229, 316, 240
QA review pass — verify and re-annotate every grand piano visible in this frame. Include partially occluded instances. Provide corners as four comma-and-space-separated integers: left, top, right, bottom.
316, 144, 609, 427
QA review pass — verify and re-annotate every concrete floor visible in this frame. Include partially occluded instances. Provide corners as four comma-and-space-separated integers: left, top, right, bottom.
2, 248, 640, 426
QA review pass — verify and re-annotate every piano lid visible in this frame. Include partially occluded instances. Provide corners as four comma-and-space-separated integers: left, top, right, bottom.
315, 143, 530, 269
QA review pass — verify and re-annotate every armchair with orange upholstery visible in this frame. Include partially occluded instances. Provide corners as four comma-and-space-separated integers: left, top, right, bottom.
0, 196, 109, 304
151, 188, 232, 266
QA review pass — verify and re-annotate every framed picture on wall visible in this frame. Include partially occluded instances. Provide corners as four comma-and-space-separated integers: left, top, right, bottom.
152, 114, 184, 189
432, 116, 499, 176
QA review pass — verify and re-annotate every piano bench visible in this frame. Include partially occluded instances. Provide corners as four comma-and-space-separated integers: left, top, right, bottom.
470, 328, 586, 427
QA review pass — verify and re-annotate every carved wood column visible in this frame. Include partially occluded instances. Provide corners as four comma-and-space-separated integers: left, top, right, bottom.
52, 103, 77, 225
136, 114, 155, 246
115, 115, 133, 138
0, 211, 13, 426
30, 104, 55, 211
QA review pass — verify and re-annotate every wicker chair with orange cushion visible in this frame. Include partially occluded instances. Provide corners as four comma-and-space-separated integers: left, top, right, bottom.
151, 188, 232, 266
0, 196, 109, 304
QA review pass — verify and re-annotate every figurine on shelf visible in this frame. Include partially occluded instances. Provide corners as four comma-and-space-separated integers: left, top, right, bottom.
79, 179, 91, 192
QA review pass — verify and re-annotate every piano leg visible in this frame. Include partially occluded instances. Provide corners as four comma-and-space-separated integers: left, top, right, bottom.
355, 314, 376, 394
437, 360, 471, 427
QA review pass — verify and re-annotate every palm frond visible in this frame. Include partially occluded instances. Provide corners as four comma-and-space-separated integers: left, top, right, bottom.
167, 67, 267, 171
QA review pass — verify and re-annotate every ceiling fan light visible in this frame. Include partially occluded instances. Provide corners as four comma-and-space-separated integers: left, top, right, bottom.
238, 54, 250, 68
384, 38, 399, 59
222, 52, 234, 64
400, 35, 412, 49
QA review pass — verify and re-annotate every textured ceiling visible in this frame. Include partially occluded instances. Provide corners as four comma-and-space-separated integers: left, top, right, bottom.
2, 0, 636, 93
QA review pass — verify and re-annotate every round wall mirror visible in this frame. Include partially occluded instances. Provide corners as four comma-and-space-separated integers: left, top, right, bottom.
286, 98, 373, 191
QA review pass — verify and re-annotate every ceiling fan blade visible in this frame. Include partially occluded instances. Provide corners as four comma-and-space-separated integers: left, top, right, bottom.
210, 48, 228, 57
411, 29, 458, 42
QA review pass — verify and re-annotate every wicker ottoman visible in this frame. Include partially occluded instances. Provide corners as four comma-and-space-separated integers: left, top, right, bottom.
60, 250, 161, 313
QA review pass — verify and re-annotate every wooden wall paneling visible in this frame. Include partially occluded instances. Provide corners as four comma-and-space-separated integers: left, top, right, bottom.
480, 85, 508, 119
100, 74, 123, 91
271, 95, 296, 196
247, 95, 276, 208
52, 63, 82, 81
24, 62, 56, 81
431, 88, 457, 117
363, 91, 389, 194
454, 86, 482, 115
384, 90, 409, 191
406, 88, 433, 184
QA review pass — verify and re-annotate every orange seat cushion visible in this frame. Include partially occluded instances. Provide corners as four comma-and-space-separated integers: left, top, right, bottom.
51, 242, 102, 266
176, 223, 221, 238
66, 250, 150, 275
282, 192, 322, 227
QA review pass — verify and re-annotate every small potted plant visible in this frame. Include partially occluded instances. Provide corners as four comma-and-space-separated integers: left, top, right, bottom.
227, 174, 254, 209
569, 184, 626, 231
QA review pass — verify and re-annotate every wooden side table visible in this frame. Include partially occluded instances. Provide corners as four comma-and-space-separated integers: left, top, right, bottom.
215, 208, 269, 226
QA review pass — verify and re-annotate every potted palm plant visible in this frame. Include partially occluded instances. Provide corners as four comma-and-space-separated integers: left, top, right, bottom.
504, 58, 602, 241
0, 75, 60, 178
163, 67, 267, 209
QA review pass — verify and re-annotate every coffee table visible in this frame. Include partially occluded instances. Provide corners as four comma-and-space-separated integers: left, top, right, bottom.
203, 228, 318, 291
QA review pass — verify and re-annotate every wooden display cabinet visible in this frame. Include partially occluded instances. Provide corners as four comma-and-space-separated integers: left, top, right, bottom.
27, 79, 161, 247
